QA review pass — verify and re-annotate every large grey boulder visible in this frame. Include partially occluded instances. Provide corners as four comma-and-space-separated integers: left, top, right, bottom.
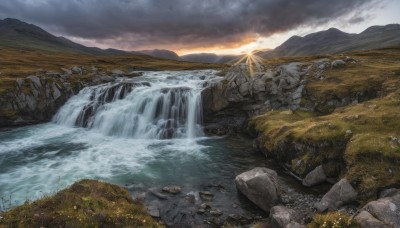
354, 211, 389, 228
235, 167, 281, 212
360, 192, 400, 227
331, 60, 346, 68
314, 178, 357, 212
269, 206, 301, 228
302, 165, 327, 187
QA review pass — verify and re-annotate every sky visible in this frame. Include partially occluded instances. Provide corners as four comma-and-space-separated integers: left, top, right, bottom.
0, 0, 399, 55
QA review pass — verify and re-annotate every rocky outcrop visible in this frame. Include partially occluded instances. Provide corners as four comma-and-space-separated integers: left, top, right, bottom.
269, 206, 302, 228
0, 66, 117, 127
315, 178, 357, 212
235, 167, 281, 212
202, 63, 307, 134
355, 191, 400, 228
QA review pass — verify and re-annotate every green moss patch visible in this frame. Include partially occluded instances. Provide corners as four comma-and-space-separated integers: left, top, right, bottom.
0, 179, 161, 228
308, 211, 359, 228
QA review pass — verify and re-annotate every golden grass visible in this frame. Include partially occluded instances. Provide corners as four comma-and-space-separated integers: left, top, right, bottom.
0, 179, 161, 228
308, 212, 359, 228
251, 89, 400, 200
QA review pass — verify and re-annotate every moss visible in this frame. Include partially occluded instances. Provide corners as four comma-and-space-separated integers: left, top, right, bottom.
0, 179, 161, 228
308, 212, 359, 228
251, 89, 400, 199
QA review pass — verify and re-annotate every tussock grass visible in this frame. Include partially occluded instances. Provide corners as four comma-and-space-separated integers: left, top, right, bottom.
0, 179, 161, 228
308, 211, 359, 228
251, 90, 400, 200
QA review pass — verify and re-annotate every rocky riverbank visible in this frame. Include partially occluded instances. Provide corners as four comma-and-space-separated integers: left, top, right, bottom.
200, 47, 400, 227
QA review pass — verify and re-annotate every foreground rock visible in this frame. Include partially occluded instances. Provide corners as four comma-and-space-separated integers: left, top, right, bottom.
269, 206, 302, 228
302, 165, 327, 187
315, 178, 357, 212
0, 180, 160, 227
235, 167, 281, 212
355, 191, 400, 227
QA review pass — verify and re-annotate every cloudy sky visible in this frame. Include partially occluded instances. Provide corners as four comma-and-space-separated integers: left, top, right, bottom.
0, 0, 399, 55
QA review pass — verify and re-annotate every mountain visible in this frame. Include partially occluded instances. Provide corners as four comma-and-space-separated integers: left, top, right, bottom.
180, 53, 238, 64
260, 24, 400, 58
138, 49, 180, 60
0, 18, 130, 55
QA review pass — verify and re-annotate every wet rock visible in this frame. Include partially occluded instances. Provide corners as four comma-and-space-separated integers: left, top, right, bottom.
331, 60, 346, 68
199, 203, 211, 210
149, 189, 168, 200
354, 211, 389, 228
126, 71, 143, 77
199, 191, 214, 201
100, 76, 115, 83
197, 209, 206, 214
269, 206, 301, 228
210, 209, 223, 216
162, 185, 181, 194
302, 165, 327, 187
315, 179, 357, 212
185, 193, 195, 203
147, 205, 160, 218
226, 214, 251, 225
359, 192, 400, 227
235, 167, 281, 212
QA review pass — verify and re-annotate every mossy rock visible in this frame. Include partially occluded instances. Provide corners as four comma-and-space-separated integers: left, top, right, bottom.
0, 179, 161, 228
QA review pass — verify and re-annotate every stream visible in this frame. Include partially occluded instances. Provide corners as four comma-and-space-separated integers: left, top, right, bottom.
0, 70, 328, 226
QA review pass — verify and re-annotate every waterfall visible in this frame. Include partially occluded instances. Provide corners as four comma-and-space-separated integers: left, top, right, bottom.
53, 71, 217, 139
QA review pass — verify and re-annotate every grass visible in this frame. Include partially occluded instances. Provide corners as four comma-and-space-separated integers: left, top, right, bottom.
308, 211, 359, 228
0, 179, 161, 228
250, 89, 400, 201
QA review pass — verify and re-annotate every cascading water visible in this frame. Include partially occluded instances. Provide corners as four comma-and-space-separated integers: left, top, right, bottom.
53, 71, 216, 139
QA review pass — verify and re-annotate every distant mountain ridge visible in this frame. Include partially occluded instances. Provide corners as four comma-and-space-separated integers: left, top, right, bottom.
259, 24, 400, 58
0, 18, 130, 55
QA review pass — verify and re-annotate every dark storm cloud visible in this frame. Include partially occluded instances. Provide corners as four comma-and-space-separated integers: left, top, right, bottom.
0, 0, 377, 50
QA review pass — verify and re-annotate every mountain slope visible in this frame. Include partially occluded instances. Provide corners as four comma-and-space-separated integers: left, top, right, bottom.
0, 18, 127, 55
181, 53, 239, 64
260, 24, 400, 58
138, 49, 180, 60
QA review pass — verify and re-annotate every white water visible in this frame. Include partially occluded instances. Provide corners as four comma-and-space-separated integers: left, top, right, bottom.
0, 70, 224, 206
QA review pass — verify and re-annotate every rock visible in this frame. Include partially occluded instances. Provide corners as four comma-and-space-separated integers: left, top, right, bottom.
354, 211, 389, 228
112, 69, 124, 75
61, 68, 73, 75
346, 129, 353, 135
269, 206, 300, 228
149, 189, 168, 200
210, 209, 223, 216
199, 203, 211, 210
16, 79, 24, 87
26, 75, 41, 88
126, 71, 144, 77
147, 205, 160, 218
71, 66, 82, 74
162, 185, 181, 194
314, 178, 357, 212
235, 167, 281, 212
185, 193, 195, 203
100, 76, 115, 83
226, 214, 250, 225
199, 191, 214, 201
197, 209, 206, 214
379, 188, 399, 198
360, 192, 400, 227
302, 165, 327, 187
331, 60, 346, 68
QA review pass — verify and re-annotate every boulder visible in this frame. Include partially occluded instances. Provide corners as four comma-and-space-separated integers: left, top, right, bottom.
314, 178, 357, 212
235, 167, 281, 212
360, 192, 400, 227
26, 75, 41, 88
162, 185, 181, 194
100, 76, 115, 83
302, 165, 327, 187
71, 66, 82, 74
285, 221, 306, 228
331, 60, 346, 68
354, 211, 389, 228
112, 69, 124, 75
269, 206, 301, 228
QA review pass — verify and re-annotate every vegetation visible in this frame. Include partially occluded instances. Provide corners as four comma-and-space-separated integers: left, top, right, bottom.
0, 179, 161, 227
308, 212, 359, 228
252, 47, 400, 201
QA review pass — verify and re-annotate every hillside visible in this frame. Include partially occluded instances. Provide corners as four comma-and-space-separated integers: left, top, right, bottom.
260, 24, 400, 58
